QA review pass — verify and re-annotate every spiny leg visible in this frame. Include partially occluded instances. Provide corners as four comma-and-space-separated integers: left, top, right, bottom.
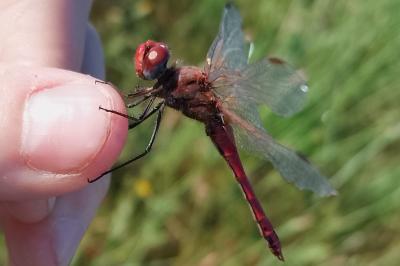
95, 80, 161, 121
95, 79, 159, 104
123, 83, 163, 99
94, 80, 121, 93
98, 100, 164, 130
99, 106, 140, 122
95, 80, 148, 99
94, 80, 113, 86
123, 96, 156, 123
126, 86, 159, 98
126, 95, 152, 108
99, 96, 157, 123
129, 101, 164, 130
138, 96, 156, 120
88, 102, 165, 183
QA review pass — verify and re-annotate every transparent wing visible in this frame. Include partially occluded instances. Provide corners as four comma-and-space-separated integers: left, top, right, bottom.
207, 5, 308, 117
213, 58, 309, 117
206, 4, 334, 196
206, 3, 248, 75
220, 106, 337, 197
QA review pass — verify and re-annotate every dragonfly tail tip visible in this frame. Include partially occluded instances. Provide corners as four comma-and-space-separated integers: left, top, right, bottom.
276, 251, 285, 262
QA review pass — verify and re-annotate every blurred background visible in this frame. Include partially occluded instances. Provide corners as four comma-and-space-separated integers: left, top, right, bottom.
2, 0, 399, 265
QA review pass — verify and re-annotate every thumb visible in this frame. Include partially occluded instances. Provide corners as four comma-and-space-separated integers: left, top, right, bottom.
0, 64, 128, 202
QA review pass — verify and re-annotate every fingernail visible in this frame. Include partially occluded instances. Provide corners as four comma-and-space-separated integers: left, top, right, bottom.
21, 84, 112, 173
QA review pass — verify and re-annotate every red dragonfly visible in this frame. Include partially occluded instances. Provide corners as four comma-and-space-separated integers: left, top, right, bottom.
93, 4, 336, 261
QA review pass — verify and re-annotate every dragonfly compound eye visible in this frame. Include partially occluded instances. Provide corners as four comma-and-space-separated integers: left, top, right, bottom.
134, 40, 170, 80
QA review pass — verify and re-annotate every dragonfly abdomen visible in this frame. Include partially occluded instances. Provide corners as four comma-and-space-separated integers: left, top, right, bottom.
206, 122, 284, 261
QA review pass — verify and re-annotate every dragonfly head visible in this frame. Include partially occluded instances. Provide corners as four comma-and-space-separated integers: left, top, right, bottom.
134, 40, 170, 80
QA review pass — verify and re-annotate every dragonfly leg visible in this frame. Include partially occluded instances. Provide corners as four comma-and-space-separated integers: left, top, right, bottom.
126, 95, 151, 108
126, 86, 161, 98
138, 96, 156, 120
125, 96, 156, 125
95, 79, 113, 86
88, 102, 165, 183
95, 80, 154, 104
99, 106, 140, 122
99, 97, 159, 124
126, 85, 148, 97
129, 101, 163, 129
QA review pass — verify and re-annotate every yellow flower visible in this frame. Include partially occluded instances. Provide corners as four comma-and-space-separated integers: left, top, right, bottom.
133, 178, 153, 198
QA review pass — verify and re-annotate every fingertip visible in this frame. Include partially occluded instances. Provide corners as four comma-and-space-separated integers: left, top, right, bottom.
0, 66, 128, 199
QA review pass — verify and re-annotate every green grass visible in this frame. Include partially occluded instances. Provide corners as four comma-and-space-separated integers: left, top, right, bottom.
18, 0, 400, 265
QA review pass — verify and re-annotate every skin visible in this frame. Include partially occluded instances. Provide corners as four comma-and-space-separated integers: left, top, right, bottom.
0, 1, 128, 265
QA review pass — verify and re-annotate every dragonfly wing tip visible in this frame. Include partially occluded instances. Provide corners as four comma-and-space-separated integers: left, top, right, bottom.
317, 186, 338, 197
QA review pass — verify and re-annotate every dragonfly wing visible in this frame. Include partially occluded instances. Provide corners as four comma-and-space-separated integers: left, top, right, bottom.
221, 107, 337, 197
214, 58, 309, 117
206, 3, 248, 75
207, 4, 332, 195
207, 6, 308, 117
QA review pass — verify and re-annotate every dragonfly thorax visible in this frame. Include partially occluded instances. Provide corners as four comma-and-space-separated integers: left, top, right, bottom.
154, 66, 220, 123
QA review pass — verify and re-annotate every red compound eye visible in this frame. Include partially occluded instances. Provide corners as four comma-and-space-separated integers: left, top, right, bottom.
134, 40, 170, 80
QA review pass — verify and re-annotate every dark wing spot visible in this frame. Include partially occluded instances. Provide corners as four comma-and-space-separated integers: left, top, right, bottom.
268, 57, 286, 65
295, 151, 311, 163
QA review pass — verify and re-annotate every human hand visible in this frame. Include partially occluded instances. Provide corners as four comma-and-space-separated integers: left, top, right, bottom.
0, 1, 128, 265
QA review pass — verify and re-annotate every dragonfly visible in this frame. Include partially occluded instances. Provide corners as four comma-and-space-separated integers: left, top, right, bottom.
92, 3, 336, 261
